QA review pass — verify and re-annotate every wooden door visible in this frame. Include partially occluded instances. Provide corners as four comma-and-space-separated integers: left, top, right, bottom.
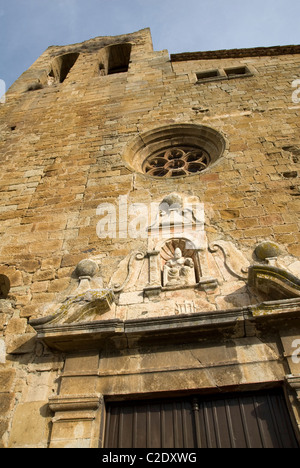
104, 389, 299, 448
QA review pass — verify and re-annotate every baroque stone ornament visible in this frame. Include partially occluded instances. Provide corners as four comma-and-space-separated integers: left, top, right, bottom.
254, 241, 281, 261
75, 259, 99, 278
111, 251, 146, 293
209, 240, 249, 280
30, 289, 115, 326
30, 258, 114, 326
248, 264, 300, 300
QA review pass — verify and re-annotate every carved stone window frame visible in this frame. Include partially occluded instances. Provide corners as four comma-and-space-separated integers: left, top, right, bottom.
122, 123, 227, 179
195, 65, 255, 84
97, 43, 133, 76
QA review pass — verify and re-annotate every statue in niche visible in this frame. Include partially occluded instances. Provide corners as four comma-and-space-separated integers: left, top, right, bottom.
163, 247, 195, 287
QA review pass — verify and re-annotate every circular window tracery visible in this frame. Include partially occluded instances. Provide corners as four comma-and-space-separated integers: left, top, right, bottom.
142, 147, 211, 178
122, 123, 227, 179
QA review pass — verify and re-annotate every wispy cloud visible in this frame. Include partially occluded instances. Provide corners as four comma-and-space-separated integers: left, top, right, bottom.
57, 0, 80, 42
1, 0, 300, 90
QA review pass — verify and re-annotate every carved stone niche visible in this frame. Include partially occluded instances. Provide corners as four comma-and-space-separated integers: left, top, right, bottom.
143, 237, 218, 298
143, 193, 218, 298
161, 239, 198, 287
162, 241, 196, 287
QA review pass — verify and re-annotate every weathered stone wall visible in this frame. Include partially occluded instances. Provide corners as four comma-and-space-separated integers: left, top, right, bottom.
0, 28, 299, 447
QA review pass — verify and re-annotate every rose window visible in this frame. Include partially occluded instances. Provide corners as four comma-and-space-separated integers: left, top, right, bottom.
142, 147, 211, 178
122, 124, 226, 179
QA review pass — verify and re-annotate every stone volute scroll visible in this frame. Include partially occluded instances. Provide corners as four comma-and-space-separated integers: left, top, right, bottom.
30, 258, 115, 327
110, 251, 146, 294
248, 241, 300, 300
208, 240, 249, 280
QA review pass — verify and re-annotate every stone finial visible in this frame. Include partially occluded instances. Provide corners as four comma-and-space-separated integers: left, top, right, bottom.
254, 241, 281, 261
75, 259, 99, 279
75, 259, 100, 295
159, 193, 183, 212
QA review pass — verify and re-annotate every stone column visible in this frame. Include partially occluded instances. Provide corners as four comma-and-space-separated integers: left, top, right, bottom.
48, 351, 103, 448
280, 330, 300, 438
49, 393, 103, 448
144, 250, 162, 298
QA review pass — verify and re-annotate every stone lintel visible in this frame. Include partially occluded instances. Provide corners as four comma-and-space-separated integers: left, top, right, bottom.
31, 298, 300, 352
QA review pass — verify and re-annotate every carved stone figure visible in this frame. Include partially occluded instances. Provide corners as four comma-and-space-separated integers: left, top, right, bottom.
163, 248, 195, 287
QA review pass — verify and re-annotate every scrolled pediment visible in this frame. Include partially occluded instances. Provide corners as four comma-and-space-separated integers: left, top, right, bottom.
30, 289, 115, 327
248, 264, 300, 300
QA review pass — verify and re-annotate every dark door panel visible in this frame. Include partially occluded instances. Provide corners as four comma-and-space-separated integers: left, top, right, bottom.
104, 389, 299, 449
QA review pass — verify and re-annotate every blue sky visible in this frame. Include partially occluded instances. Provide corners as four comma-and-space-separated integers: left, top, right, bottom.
0, 0, 300, 92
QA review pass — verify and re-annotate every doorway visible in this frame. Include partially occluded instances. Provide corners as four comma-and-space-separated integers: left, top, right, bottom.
104, 388, 299, 448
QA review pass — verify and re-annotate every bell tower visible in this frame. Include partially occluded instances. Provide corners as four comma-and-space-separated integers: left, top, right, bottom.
0, 29, 300, 448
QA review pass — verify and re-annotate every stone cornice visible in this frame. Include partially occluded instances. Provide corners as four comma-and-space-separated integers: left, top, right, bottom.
49, 394, 102, 413
30, 298, 300, 352
286, 375, 300, 400
248, 264, 300, 300
171, 45, 300, 62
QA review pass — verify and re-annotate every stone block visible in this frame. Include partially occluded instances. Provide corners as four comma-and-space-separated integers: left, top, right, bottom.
59, 376, 97, 396
0, 419, 9, 446
6, 333, 36, 354
0, 339, 5, 363
32, 269, 55, 281
64, 352, 99, 373
61, 253, 87, 268
0, 369, 16, 392
118, 291, 144, 305
5, 318, 27, 335
0, 393, 15, 416
1, 29, 300, 448
50, 438, 91, 448
8, 401, 50, 448
24, 372, 55, 403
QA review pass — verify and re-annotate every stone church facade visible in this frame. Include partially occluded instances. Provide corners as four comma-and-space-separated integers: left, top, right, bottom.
0, 28, 300, 448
